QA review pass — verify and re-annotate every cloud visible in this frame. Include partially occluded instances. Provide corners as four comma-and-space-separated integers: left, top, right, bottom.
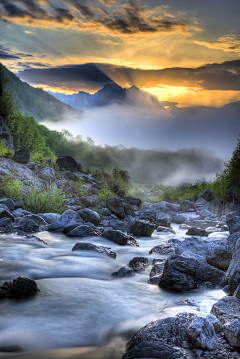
0, 44, 33, 59
194, 35, 240, 55
16, 59, 240, 92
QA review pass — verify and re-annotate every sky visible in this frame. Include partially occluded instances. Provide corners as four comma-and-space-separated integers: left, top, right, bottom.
1, 0, 240, 107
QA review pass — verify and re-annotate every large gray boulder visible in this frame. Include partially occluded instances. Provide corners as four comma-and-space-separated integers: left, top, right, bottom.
13, 149, 30, 164
129, 257, 148, 271
185, 227, 208, 236
66, 225, 99, 237
211, 296, 240, 324
149, 258, 166, 285
179, 199, 196, 212
124, 196, 141, 207
225, 248, 240, 295
226, 212, 240, 234
48, 209, 83, 232
101, 229, 138, 246
72, 242, 116, 258
0, 198, 15, 211
0, 208, 14, 222
81, 195, 99, 207
198, 189, 214, 201
223, 318, 240, 347
149, 243, 177, 256
56, 155, 82, 171
78, 208, 101, 225
16, 217, 39, 232
0, 276, 39, 299
36, 167, 56, 182
176, 236, 232, 270
187, 317, 217, 351
159, 254, 225, 291
108, 219, 128, 232
228, 231, 240, 253
139, 208, 157, 223
37, 213, 61, 224
106, 196, 125, 219
127, 219, 155, 237
171, 213, 188, 224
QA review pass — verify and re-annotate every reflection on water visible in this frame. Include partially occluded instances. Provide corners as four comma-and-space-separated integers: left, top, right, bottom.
0, 225, 226, 356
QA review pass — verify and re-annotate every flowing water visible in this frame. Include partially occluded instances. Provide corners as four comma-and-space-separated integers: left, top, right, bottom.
0, 224, 227, 357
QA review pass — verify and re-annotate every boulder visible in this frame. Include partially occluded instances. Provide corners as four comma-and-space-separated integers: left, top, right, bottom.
64, 171, 79, 181
0, 208, 14, 222
179, 199, 196, 212
198, 189, 214, 201
225, 248, 240, 295
149, 258, 166, 285
37, 213, 61, 224
187, 317, 217, 351
72, 242, 116, 258
155, 218, 171, 228
111, 267, 134, 278
25, 214, 48, 226
56, 155, 82, 171
198, 209, 213, 219
196, 198, 208, 207
127, 313, 197, 351
66, 225, 99, 237
129, 257, 148, 271
124, 196, 142, 207
16, 217, 39, 232
123, 341, 195, 359
0, 276, 39, 299
106, 196, 125, 219
26, 162, 36, 170
226, 212, 240, 234
112, 181, 119, 193
48, 209, 83, 231
227, 231, 240, 253
101, 229, 138, 246
139, 208, 157, 222
13, 149, 30, 164
36, 167, 56, 182
123, 202, 135, 216
149, 243, 177, 256
206, 314, 222, 333
127, 219, 155, 237
171, 213, 188, 224
159, 254, 225, 291
81, 195, 99, 207
223, 318, 240, 347
157, 226, 175, 234
0, 217, 13, 233
211, 296, 240, 324
176, 236, 232, 270
78, 208, 101, 225
0, 198, 15, 211
108, 219, 128, 232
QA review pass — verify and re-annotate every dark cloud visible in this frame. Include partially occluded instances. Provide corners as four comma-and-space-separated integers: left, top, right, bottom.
0, 44, 33, 60
70, 1, 94, 19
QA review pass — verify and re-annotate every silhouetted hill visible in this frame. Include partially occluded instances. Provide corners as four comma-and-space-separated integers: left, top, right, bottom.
1, 63, 80, 122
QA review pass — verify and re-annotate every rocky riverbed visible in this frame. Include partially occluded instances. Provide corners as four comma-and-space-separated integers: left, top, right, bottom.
0, 154, 240, 358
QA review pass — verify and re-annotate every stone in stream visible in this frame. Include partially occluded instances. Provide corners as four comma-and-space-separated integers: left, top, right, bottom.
66, 225, 99, 237
185, 227, 208, 236
187, 317, 217, 351
206, 313, 222, 333
139, 208, 157, 223
223, 318, 240, 347
149, 258, 166, 285
78, 208, 101, 226
48, 209, 83, 232
211, 296, 240, 324
159, 254, 225, 291
0, 276, 39, 299
226, 211, 240, 235
111, 267, 134, 278
225, 247, 240, 295
101, 229, 138, 246
124, 196, 142, 207
129, 257, 148, 271
149, 243, 177, 256
156, 226, 176, 234
127, 219, 155, 237
72, 242, 116, 258
106, 196, 125, 220
227, 230, 240, 253
16, 217, 39, 232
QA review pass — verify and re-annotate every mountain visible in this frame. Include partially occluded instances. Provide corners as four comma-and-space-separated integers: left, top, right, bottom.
1, 64, 80, 122
49, 83, 165, 110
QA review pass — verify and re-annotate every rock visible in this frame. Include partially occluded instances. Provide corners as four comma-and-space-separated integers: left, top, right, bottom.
111, 267, 134, 278
56, 155, 82, 171
81, 195, 99, 207
48, 209, 83, 231
25, 214, 48, 226
180, 251, 206, 262
12, 208, 32, 218
225, 248, 240, 295
123, 202, 135, 216
221, 224, 229, 231
223, 318, 240, 347
37, 213, 61, 224
159, 254, 225, 291
127, 219, 155, 237
118, 188, 125, 198
13, 149, 30, 164
109, 219, 128, 232
197, 209, 213, 219
36, 167, 56, 182
16, 217, 39, 232
234, 284, 240, 299
0, 198, 15, 210
206, 314, 222, 333
64, 171, 79, 181
124, 196, 142, 207
156, 218, 171, 228
112, 181, 119, 193
198, 189, 214, 201
129, 257, 148, 271
227, 231, 240, 253
211, 296, 240, 324
139, 208, 157, 222
78, 208, 101, 225
101, 208, 111, 217
196, 198, 208, 206
66, 224, 99, 237
123, 341, 195, 359
226, 212, 240, 234
0, 217, 13, 227
0, 276, 39, 299
101, 229, 138, 246
106, 196, 125, 219
72, 242, 116, 258
0, 208, 14, 222
149, 243, 177, 256
180, 199, 196, 212
157, 226, 176, 234
26, 162, 36, 170
176, 236, 232, 270
127, 313, 197, 351
0, 167, 12, 178
187, 317, 217, 351
149, 258, 166, 285
186, 227, 208, 236
171, 213, 188, 224
87, 186, 98, 195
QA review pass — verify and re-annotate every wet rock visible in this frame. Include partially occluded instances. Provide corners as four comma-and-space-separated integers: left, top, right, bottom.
36, 167, 56, 182
157, 226, 176, 234
48, 209, 83, 232
56, 155, 82, 171
211, 296, 240, 324
171, 213, 188, 224
139, 208, 157, 223
196, 198, 208, 207
225, 231, 240, 254
109, 219, 128, 232
149, 243, 177, 256
0, 208, 14, 222
13, 149, 30, 164
180, 199, 197, 212
25, 214, 48, 227
186, 227, 208, 236
187, 317, 217, 351
127, 313, 197, 351
0, 276, 39, 299
66, 224, 99, 237
37, 213, 61, 224
16, 217, 39, 232
159, 254, 225, 292
124, 196, 142, 207
78, 208, 101, 225
0, 217, 13, 233
123, 341, 195, 359
72, 242, 116, 258
0, 198, 15, 211
198, 189, 214, 201
149, 258, 166, 285
129, 257, 148, 271
123, 202, 135, 216
156, 218, 171, 228
127, 219, 155, 237
234, 284, 240, 299
225, 248, 240, 295
81, 195, 99, 207
206, 314, 222, 333
226, 212, 240, 234
176, 236, 232, 270
223, 318, 240, 347
111, 267, 134, 278
106, 196, 125, 219
101, 229, 138, 246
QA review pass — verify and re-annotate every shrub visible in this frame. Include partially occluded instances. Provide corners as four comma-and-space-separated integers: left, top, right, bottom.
0, 174, 22, 200
97, 182, 115, 203
0, 139, 14, 158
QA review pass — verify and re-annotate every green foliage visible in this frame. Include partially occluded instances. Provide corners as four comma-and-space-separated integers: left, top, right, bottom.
22, 183, 67, 214
0, 139, 14, 158
97, 181, 115, 203
0, 175, 22, 200
76, 178, 84, 198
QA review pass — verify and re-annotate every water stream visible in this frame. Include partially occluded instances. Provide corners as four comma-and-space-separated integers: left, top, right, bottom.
0, 224, 226, 356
